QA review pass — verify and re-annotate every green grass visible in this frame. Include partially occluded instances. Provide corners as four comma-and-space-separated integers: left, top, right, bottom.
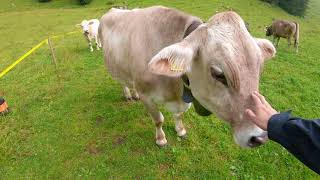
1, 0, 320, 178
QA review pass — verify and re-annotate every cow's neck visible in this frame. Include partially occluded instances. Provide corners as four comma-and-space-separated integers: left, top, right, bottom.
180, 20, 212, 116
181, 74, 212, 116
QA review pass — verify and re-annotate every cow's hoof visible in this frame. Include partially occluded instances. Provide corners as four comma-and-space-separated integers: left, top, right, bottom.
178, 133, 187, 139
125, 97, 133, 101
132, 96, 140, 101
156, 139, 167, 147
176, 129, 187, 138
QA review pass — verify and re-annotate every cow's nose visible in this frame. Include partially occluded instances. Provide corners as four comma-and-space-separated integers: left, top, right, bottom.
248, 135, 268, 148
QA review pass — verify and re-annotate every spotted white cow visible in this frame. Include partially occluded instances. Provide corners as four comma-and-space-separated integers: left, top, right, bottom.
77, 19, 102, 52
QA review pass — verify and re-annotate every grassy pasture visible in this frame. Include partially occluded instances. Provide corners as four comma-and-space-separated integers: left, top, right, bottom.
0, 0, 320, 178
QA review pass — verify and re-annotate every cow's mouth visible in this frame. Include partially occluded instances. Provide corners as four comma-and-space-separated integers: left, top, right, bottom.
181, 75, 212, 116
247, 132, 268, 148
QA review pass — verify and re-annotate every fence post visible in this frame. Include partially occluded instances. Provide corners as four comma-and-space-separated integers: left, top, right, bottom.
48, 37, 58, 69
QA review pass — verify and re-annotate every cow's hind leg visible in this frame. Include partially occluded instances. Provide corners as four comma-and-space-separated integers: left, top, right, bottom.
124, 82, 139, 100
131, 89, 139, 100
141, 95, 167, 147
294, 37, 299, 53
174, 112, 187, 137
131, 83, 139, 100
123, 86, 133, 100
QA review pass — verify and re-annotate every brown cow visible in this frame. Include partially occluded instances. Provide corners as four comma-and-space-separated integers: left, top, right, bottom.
99, 6, 276, 148
266, 20, 299, 52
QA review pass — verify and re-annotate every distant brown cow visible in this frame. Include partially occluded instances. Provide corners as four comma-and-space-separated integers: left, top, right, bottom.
266, 20, 299, 52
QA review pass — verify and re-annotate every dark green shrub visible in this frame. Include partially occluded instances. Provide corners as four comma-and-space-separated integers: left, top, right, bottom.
106, 0, 116, 5
38, 0, 51, 2
79, 0, 92, 5
261, 0, 309, 17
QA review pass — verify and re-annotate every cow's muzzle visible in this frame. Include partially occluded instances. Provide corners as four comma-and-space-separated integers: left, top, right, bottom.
247, 132, 268, 148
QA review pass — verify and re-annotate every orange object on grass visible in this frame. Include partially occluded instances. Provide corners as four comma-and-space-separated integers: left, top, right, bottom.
0, 101, 8, 113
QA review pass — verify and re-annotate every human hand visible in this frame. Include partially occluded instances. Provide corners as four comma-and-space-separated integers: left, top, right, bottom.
245, 91, 278, 131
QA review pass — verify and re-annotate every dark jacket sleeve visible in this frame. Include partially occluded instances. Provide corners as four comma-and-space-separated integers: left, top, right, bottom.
267, 112, 320, 174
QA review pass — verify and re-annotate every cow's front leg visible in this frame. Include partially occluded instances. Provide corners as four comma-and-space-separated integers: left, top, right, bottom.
141, 95, 167, 147
272, 36, 276, 46
166, 101, 191, 138
95, 37, 100, 50
89, 41, 93, 52
174, 112, 187, 137
276, 37, 280, 48
84, 35, 93, 52
287, 36, 292, 48
98, 38, 102, 48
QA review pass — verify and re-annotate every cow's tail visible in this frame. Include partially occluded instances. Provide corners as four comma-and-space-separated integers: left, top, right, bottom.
294, 21, 299, 53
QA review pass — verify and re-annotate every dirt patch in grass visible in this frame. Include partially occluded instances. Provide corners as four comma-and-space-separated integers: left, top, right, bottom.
86, 141, 101, 155
112, 135, 126, 148
159, 163, 171, 172
95, 116, 104, 125
131, 146, 146, 156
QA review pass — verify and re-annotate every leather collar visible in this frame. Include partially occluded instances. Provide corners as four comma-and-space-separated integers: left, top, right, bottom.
181, 75, 212, 116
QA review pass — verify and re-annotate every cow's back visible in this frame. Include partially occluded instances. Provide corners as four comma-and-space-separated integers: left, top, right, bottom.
99, 6, 201, 94
272, 20, 296, 38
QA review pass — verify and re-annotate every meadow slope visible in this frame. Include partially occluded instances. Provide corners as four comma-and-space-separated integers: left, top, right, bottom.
0, 0, 319, 178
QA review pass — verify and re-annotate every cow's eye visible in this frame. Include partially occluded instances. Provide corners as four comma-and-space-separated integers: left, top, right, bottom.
210, 66, 228, 86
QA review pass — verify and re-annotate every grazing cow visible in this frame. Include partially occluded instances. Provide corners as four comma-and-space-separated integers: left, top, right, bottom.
266, 20, 299, 52
99, 6, 276, 148
77, 19, 102, 52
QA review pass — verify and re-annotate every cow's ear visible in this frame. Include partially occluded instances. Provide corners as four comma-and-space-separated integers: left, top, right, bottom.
148, 42, 197, 77
256, 38, 276, 61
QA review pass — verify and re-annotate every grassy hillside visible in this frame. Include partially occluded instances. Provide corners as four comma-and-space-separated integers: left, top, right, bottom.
1, 0, 319, 178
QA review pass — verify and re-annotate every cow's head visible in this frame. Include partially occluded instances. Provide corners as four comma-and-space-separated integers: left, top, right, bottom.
77, 20, 91, 34
148, 12, 276, 148
265, 26, 272, 36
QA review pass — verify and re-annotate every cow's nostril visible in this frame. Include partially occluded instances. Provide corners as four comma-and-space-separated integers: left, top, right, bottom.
248, 136, 265, 148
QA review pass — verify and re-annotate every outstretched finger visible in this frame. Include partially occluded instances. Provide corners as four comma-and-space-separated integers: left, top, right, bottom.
245, 109, 256, 122
251, 92, 262, 107
254, 91, 273, 108
254, 91, 268, 105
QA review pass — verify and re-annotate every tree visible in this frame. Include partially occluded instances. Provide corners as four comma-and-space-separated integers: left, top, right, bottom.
261, 0, 309, 17
79, 0, 92, 5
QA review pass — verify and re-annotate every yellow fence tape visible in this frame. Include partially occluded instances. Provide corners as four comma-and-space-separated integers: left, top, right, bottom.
0, 31, 80, 79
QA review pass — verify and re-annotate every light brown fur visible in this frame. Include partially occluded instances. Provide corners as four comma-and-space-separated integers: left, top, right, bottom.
99, 6, 276, 148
